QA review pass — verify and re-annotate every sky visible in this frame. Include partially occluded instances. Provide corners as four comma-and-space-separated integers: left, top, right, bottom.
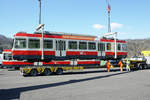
0, 0, 150, 39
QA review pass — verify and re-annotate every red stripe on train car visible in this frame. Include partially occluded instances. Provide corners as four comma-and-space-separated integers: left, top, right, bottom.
2, 61, 33, 65
15, 33, 62, 39
44, 51, 55, 55
12, 50, 55, 55
106, 52, 127, 56
117, 52, 128, 55
100, 39, 126, 43
12, 50, 41, 55
105, 52, 115, 56
3, 49, 12, 52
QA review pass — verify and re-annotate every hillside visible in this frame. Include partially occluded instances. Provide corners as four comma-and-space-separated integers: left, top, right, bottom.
0, 34, 12, 53
127, 39, 150, 57
0, 34, 149, 57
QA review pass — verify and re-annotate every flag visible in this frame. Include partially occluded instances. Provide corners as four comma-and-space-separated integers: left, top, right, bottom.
106, 4, 111, 13
106, 0, 111, 4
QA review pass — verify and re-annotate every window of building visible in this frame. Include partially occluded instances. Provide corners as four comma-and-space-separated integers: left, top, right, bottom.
107, 43, 111, 50
79, 42, 87, 50
68, 41, 77, 49
88, 42, 96, 50
28, 39, 40, 49
117, 44, 121, 51
15, 38, 26, 48
98, 43, 105, 51
44, 40, 53, 49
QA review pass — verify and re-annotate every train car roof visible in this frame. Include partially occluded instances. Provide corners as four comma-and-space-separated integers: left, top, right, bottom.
14, 32, 97, 41
14, 32, 126, 43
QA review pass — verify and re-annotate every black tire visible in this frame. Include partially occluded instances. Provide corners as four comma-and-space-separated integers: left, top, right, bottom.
56, 68, 63, 75
144, 64, 148, 69
139, 64, 143, 70
43, 69, 52, 76
30, 69, 38, 76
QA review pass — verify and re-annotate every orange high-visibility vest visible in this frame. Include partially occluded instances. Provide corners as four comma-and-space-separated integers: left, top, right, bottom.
106, 61, 111, 68
118, 61, 123, 67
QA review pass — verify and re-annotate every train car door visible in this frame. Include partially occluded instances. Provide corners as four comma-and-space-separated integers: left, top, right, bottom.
55, 40, 66, 57
98, 43, 105, 57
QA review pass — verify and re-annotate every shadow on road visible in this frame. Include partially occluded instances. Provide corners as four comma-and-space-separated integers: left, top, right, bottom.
0, 71, 132, 100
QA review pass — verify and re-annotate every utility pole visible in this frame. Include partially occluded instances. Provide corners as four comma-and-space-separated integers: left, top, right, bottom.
39, 0, 41, 24
36, 0, 44, 60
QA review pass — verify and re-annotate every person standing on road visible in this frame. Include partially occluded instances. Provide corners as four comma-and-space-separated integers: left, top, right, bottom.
118, 60, 123, 72
106, 60, 111, 72
126, 59, 131, 71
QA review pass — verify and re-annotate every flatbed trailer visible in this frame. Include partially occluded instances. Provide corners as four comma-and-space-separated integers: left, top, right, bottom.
20, 60, 102, 76
20, 66, 84, 76
3, 59, 103, 76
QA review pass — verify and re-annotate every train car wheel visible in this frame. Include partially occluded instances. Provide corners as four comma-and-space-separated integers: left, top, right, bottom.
30, 69, 38, 76
56, 68, 63, 75
43, 69, 52, 76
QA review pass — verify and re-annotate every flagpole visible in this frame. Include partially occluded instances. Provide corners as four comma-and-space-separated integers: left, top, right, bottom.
108, 12, 111, 32
106, 0, 111, 33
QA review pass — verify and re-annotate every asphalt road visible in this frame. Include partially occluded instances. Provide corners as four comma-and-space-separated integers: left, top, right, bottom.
0, 68, 150, 100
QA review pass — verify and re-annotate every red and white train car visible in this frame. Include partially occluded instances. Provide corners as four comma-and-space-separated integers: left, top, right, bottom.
12, 32, 127, 62
2, 49, 100, 69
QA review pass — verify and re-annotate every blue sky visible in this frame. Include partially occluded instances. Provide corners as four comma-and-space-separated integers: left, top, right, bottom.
1, 0, 150, 39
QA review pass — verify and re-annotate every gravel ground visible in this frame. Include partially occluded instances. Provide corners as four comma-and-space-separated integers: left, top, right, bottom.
0, 68, 150, 100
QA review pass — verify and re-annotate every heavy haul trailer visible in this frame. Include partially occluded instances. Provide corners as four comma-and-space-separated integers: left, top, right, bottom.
21, 60, 102, 76
3, 59, 101, 76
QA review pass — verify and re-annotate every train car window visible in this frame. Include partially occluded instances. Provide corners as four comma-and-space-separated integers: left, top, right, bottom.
79, 42, 87, 50
28, 39, 40, 49
3, 53, 12, 60
98, 43, 105, 51
63, 41, 66, 50
117, 44, 121, 51
106, 43, 111, 50
56, 41, 58, 50
44, 40, 53, 49
122, 44, 127, 51
68, 41, 77, 49
15, 38, 26, 48
88, 42, 96, 50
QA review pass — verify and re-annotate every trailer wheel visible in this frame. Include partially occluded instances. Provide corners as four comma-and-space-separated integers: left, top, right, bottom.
30, 69, 38, 76
138, 64, 142, 70
144, 64, 148, 69
56, 68, 63, 75
43, 69, 52, 76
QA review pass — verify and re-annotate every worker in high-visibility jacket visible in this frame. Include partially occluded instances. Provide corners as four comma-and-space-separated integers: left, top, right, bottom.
118, 61, 123, 72
106, 60, 111, 72
126, 59, 131, 71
